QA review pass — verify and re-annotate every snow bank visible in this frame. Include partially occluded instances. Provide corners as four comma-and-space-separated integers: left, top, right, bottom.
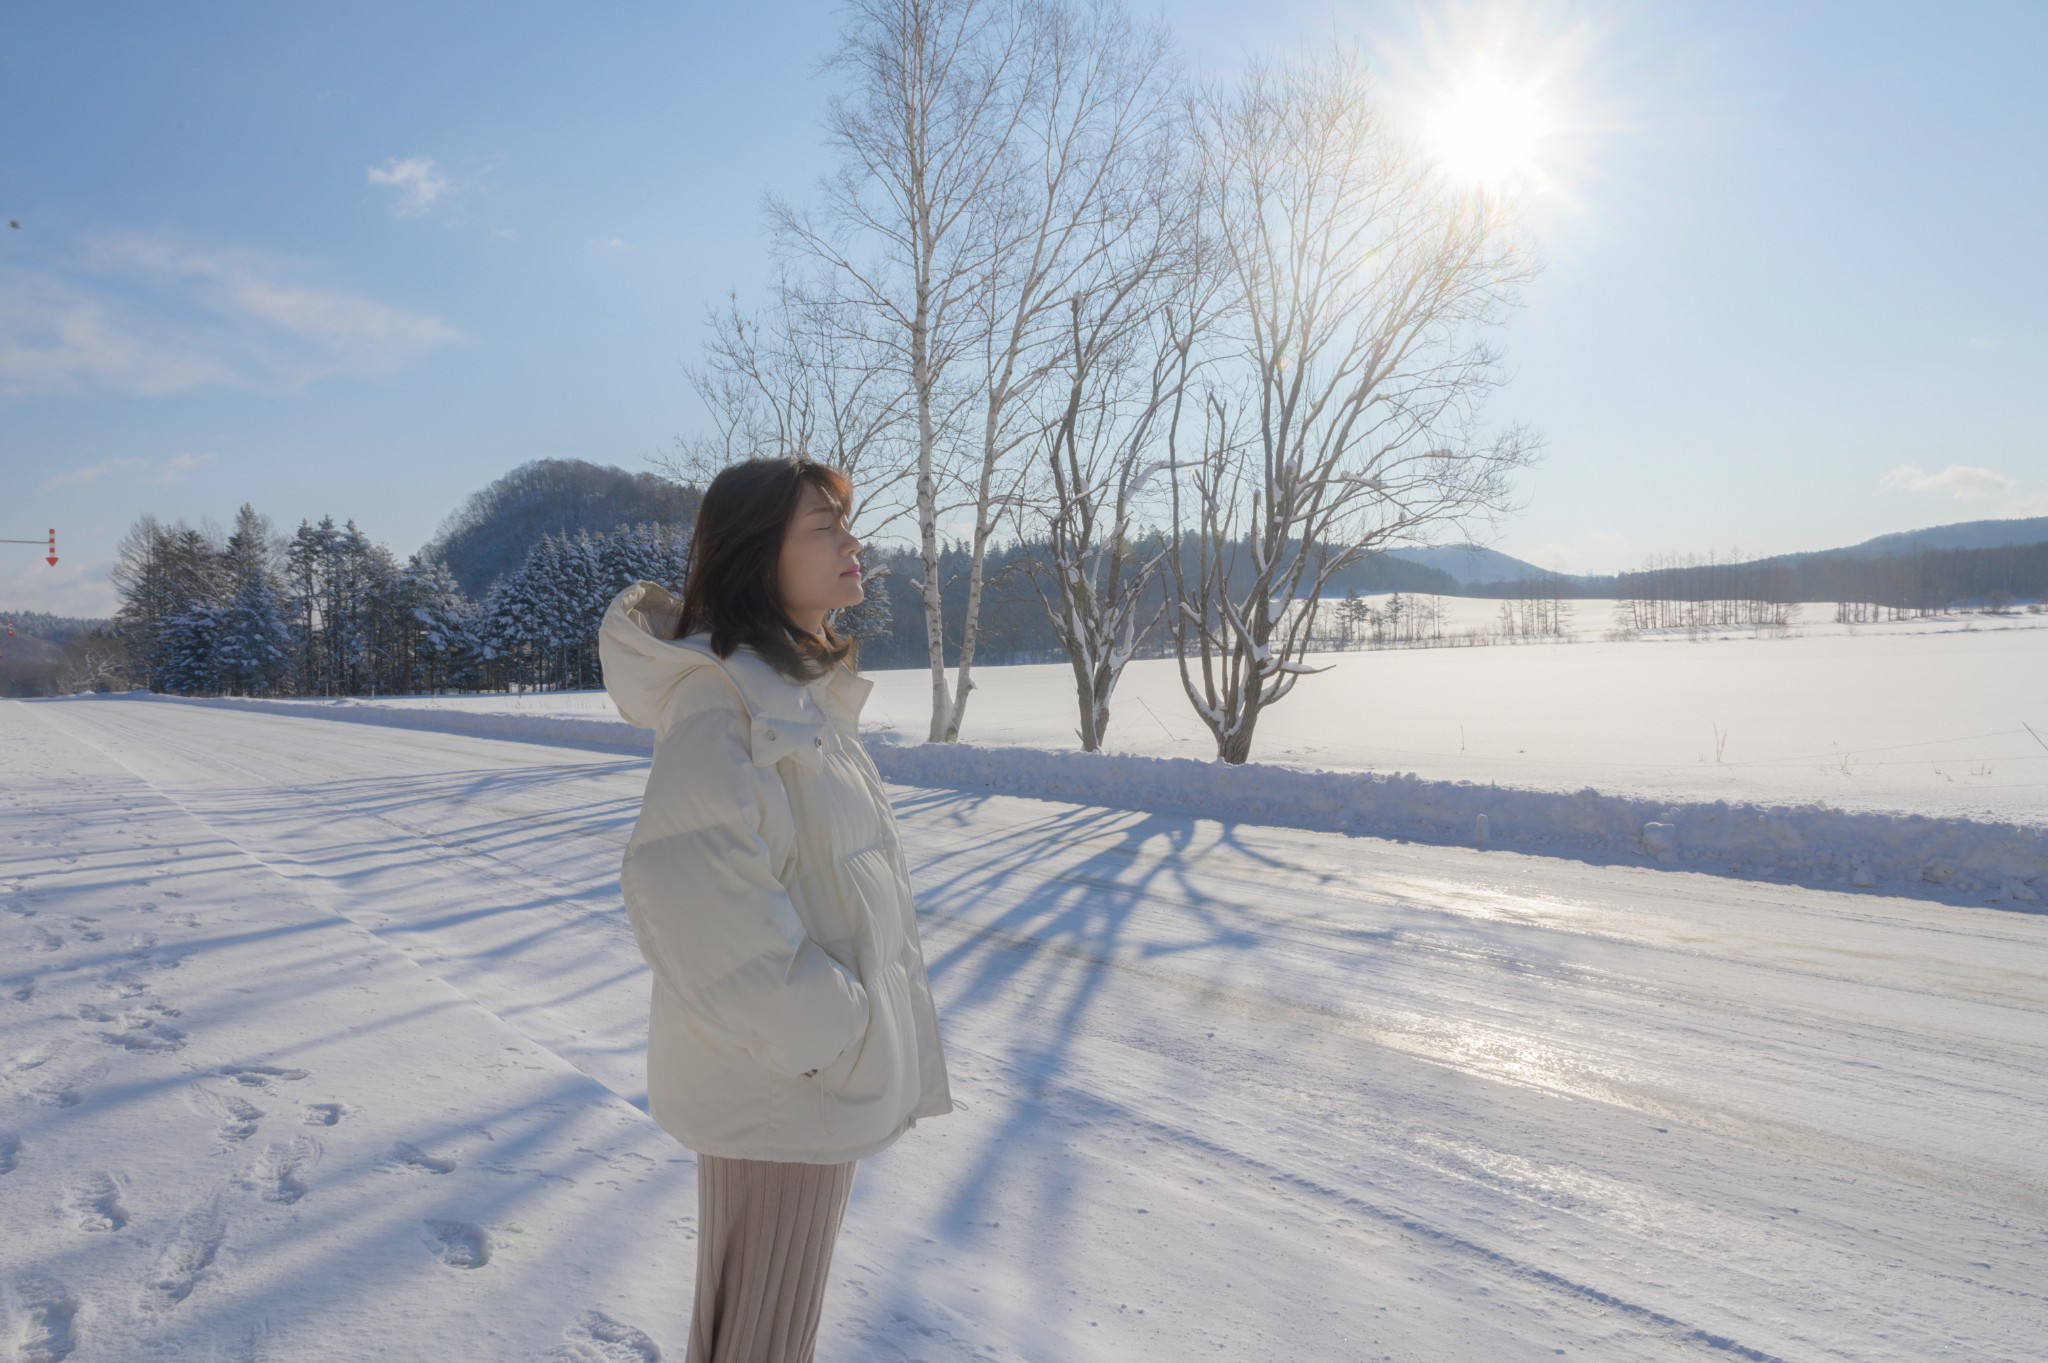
83, 690, 2045, 903
863, 733, 2047, 902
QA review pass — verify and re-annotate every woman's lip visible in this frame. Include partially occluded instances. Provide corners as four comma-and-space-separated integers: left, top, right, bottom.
841, 568, 861, 577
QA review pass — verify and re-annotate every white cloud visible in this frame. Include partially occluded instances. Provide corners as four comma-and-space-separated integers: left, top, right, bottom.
1, 557, 120, 618
489, 226, 519, 240
41, 451, 217, 492
367, 155, 451, 217
0, 231, 461, 401
1877, 463, 2015, 501
1512, 528, 1633, 576
604, 237, 631, 251
0, 269, 244, 400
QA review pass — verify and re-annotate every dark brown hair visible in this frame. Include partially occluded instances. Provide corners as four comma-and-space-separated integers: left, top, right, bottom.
676, 457, 859, 684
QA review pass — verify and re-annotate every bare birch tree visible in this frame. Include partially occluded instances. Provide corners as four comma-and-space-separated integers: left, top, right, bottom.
1166, 43, 1541, 763
770, 0, 1036, 741
938, 0, 1178, 742
1004, 87, 1218, 751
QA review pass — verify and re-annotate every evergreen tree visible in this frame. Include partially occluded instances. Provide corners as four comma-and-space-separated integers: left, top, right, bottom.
560, 530, 609, 689
214, 503, 291, 696
478, 538, 552, 691
832, 560, 894, 645
526, 532, 572, 690
113, 518, 229, 690
157, 604, 226, 694
216, 571, 292, 695
398, 556, 480, 694
223, 503, 280, 586
286, 516, 340, 694
649, 521, 691, 590
329, 519, 378, 694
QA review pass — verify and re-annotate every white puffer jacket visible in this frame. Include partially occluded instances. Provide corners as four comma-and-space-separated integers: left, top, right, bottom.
598, 580, 954, 1163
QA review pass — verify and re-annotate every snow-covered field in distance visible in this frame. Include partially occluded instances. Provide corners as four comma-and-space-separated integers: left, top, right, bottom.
4, 694, 2044, 1361
295, 601, 2048, 828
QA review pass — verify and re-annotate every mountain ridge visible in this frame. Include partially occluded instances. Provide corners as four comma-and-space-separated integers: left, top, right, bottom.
1393, 515, 2048, 588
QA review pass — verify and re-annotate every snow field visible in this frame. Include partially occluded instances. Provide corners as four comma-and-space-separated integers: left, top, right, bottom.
4, 694, 2046, 1359
109, 607, 2048, 905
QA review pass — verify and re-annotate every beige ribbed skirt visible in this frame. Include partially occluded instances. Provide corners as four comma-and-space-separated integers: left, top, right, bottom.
687, 1153, 860, 1363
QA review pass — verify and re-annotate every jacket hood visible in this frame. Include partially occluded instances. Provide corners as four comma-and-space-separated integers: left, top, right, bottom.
599, 579, 874, 734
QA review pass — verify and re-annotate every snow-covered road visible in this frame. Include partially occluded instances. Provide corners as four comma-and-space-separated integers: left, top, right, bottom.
6, 695, 2045, 1361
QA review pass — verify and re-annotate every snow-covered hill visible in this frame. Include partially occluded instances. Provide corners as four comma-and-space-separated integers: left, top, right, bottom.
1389, 514, 2048, 587
1837, 514, 2048, 558
1382, 543, 1559, 585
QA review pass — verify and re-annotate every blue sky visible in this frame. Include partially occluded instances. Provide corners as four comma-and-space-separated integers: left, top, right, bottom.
4, 1, 2044, 616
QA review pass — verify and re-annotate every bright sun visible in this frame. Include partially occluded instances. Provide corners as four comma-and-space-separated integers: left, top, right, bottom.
1425, 62, 1552, 191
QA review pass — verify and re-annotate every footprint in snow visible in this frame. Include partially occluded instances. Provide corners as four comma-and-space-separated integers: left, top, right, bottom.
67, 1171, 130, 1232
240, 1137, 320, 1205
186, 1084, 265, 1142
7, 1043, 59, 1075
97, 973, 150, 999
422, 1219, 491, 1269
25, 926, 64, 952
303, 1102, 347, 1127
100, 1024, 186, 1053
87, 1003, 187, 1054
217, 1097, 265, 1143
379, 1141, 457, 1175
141, 1190, 227, 1313
552, 1309, 662, 1362
1, 1131, 22, 1174
10, 1282, 79, 1363
30, 1060, 107, 1110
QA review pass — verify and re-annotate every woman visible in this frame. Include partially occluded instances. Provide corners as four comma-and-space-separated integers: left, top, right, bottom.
598, 456, 954, 1363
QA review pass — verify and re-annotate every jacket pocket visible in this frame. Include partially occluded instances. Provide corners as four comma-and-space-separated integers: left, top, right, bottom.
811, 980, 871, 1091
835, 958, 916, 1105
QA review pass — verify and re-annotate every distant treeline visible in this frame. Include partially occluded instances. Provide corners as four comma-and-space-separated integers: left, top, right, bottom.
16, 502, 2042, 700
1460, 540, 2048, 613
849, 531, 1459, 671
12, 505, 1463, 697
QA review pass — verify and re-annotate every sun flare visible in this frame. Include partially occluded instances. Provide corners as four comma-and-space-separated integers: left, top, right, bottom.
1425, 62, 1552, 191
